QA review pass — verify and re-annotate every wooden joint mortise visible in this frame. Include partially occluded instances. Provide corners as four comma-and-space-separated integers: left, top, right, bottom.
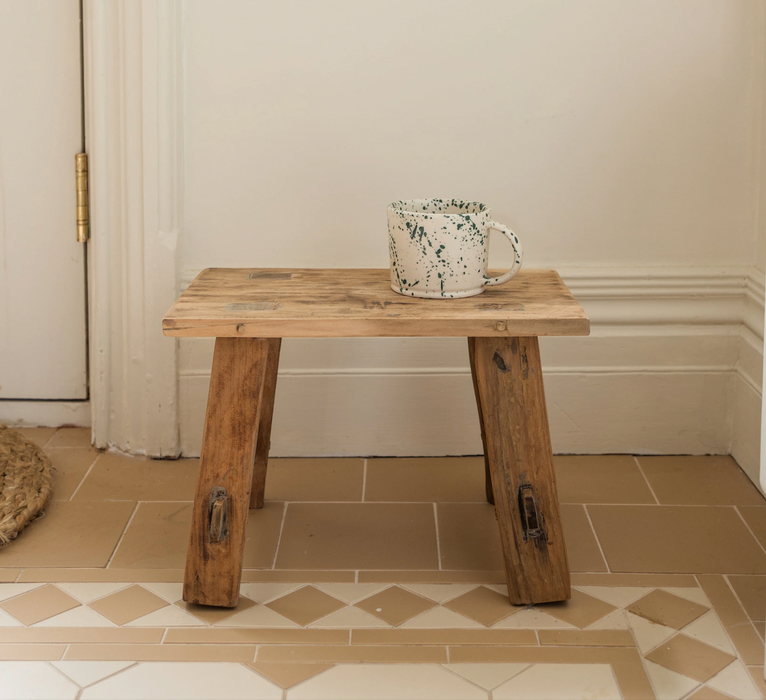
208, 487, 228, 543
518, 484, 546, 542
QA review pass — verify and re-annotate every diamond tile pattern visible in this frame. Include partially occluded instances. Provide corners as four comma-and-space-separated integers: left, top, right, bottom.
443, 586, 521, 627
355, 586, 437, 626
88, 585, 169, 625
0, 584, 81, 625
645, 634, 737, 683
267, 586, 346, 626
627, 589, 709, 630
538, 589, 618, 629
178, 596, 257, 625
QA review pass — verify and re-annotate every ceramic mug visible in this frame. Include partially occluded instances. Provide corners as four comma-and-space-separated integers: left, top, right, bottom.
387, 198, 523, 298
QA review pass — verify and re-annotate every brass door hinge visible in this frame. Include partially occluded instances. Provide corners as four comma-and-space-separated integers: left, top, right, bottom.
75, 153, 89, 242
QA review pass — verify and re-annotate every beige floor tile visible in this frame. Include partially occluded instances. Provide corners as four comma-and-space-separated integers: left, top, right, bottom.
493, 608, 575, 629
73, 453, 199, 501
79, 661, 281, 699
16, 568, 185, 583
15, 427, 57, 446
447, 645, 637, 664
436, 503, 606, 572
586, 609, 630, 630
313, 583, 389, 603
242, 570, 356, 584
0, 644, 66, 660
276, 503, 438, 570
399, 584, 477, 603
51, 660, 136, 687
554, 455, 655, 504
240, 583, 303, 604
285, 663, 485, 699
0, 585, 80, 625
138, 582, 184, 603
0, 570, 21, 583
258, 645, 448, 664
646, 634, 737, 683
310, 606, 391, 628
662, 587, 712, 606
643, 659, 699, 700
266, 586, 345, 626
706, 660, 762, 699
638, 456, 766, 506
178, 596, 257, 625
728, 576, 766, 624
248, 662, 334, 690
354, 586, 436, 626
0, 583, 44, 602
65, 644, 257, 662
0, 660, 79, 698
265, 458, 364, 501
0, 500, 135, 567
88, 585, 169, 625
365, 457, 486, 502
588, 505, 766, 574
683, 612, 736, 654
537, 589, 617, 629
445, 663, 530, 691
56, 583, 132, 603
399, 606, 482, 628
47, 428, 92, 449
47, 448, 98, 500
576, 585, 648, 608
358, 570, 505, 584
686, 688, 737, 700
34, 605, 115, 628
493, 663, 622, 700
538, 629, 634, 646
627, 589, 709, 629
747, 667, 766, 699
223, 604, 300, 628
697, 575, 765, 665
125, 605, 203, 627
244, 502, 288, 569
611, 658, 658, 700
739, 507, 766, 550
165, 628, 347, 644
571, 573, 699, 587
444, 585, 521, 627
0, 627, 163, 643
352, 628, 536, 646
626, 612, 676, 654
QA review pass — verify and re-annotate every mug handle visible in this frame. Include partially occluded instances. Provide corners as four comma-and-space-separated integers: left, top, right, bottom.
484, 221, 523, 286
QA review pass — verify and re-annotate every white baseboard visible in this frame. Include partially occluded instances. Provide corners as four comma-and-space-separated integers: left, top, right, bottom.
0, 401, 91, 428
177, 266, 764, 465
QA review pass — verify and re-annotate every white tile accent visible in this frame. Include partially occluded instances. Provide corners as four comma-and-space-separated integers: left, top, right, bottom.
493, 663, 621, 700
0, 661, 79, 699
55, 583, 131, 604
642, 660, 699, 700
400, 606, 483, 629
400, 584, 479, 603
139, 583, 184, 603
577, 586, 651, 608
706, 660, 761, 700
51, 661, 135, 688
223, 604, 299, 628
81, 662, 282, 699
626, 612, 676, 654
239, 583, 303, 604
681, 611, 736, 654
660, 587, 711, 607
586, 609, 630, 630
444, 663, 529, 691
313, 583, 389, 603
34, 606, 114, 628
287, 664, 487, 699
309, 606, 390, 628
492, 609, 574, 629
125, 606, 204, 627
0, 583, 44, 603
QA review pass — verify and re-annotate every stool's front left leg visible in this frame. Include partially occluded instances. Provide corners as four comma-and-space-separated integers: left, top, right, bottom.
472, 335, 570, 605
183, 337, 269, 607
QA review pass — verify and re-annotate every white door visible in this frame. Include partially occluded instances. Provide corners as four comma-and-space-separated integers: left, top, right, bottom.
0, 0, 87, 400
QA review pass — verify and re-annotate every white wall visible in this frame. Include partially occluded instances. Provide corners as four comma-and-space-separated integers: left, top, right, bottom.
175, 1, 765, 479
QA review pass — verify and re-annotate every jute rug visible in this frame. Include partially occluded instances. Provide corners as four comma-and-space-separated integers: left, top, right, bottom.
0, 425, 52, 547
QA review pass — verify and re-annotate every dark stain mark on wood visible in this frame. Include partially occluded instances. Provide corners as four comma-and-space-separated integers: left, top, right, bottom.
521, 351, 529, 379
475, 303, 526, 312
226, 302, 281, 312
493, 351, 507, 372
249, 272, 292, 280
518, 484, 545, 542
208, 487, 228, 543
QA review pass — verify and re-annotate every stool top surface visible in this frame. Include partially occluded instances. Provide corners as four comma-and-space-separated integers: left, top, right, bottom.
163, 268, 589, 338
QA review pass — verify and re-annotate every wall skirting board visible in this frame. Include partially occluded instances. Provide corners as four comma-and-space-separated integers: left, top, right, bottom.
177, 266, 765, 485
0, 401, 90, 428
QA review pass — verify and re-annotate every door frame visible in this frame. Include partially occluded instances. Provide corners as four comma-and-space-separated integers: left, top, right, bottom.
82, 0, 182, 455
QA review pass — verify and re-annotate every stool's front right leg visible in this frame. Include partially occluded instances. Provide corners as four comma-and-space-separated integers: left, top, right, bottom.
183, 337, 269, 608
471, 335, 570, 605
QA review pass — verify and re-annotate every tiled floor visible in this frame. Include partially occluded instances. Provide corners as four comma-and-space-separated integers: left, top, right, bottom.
0, 428, 765, 699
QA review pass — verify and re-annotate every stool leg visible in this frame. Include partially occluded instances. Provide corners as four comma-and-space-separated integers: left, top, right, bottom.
471, 336, 570, 604
468, 338, 494, 505
183, 337, 269, 607
250, 338, 282, 509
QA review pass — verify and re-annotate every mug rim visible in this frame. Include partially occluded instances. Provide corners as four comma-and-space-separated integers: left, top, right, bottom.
388, 198, 488, 217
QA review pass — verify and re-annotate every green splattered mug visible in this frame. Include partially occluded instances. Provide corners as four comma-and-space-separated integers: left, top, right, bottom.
387, 198, 523, 298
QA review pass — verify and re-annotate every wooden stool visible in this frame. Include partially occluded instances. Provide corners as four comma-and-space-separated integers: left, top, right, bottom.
163, 268, 590, 608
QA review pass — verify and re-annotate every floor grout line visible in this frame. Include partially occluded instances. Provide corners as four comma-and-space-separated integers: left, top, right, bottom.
632, 456, 661, 505
734, 506, 766, 557
582, 505, 611, 573
433, 503, 442, 571
67, 453, 101, 501
270, 502, 289, 570
104, 502, 141, 569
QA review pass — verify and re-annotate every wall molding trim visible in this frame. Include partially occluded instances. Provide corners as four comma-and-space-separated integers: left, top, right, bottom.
83, 0, 183, 456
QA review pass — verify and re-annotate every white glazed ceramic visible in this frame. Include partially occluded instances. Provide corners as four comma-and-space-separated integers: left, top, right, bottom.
387, 198, 523, 299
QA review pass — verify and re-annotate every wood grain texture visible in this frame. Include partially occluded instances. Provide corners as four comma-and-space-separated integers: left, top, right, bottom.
163, 269, 589, 338
183, 337, 269, 607
250, 338, 282, 509
472, 336, 570, 604
468, 338, 495, 506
